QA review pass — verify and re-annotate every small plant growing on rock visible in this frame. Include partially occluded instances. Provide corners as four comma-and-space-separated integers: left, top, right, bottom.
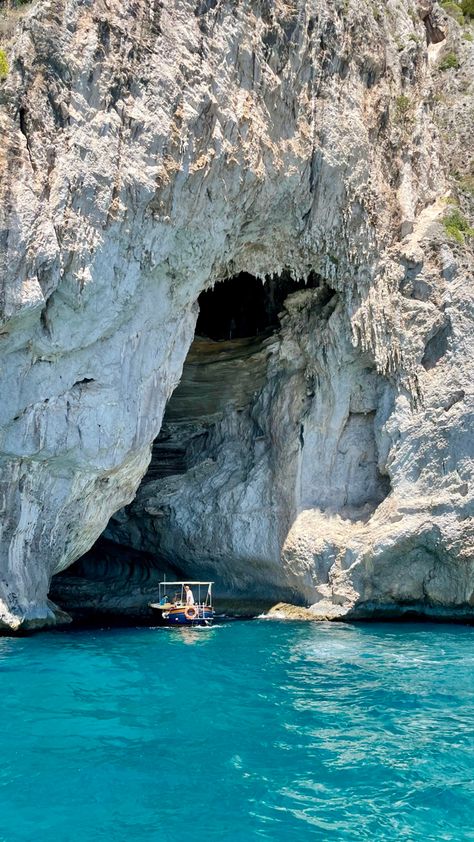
454, 174, 474, 195
396, 94, 411, 110
439, 51, 460, 69
461, 176, 474, 194
396, 94, 411, 116
0, 49, 8, 80
443, 208, 474, 242
442, 195, 459, 204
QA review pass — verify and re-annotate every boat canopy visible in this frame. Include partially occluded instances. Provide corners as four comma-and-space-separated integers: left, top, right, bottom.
156, 580, 214, 608
159, 581, 214, 586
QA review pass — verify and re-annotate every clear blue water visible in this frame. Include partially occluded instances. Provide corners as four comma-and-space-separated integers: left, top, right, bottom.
1, 621, 473, 841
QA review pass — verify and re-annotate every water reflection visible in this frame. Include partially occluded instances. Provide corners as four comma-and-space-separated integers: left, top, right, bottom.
165, 623, 224, 647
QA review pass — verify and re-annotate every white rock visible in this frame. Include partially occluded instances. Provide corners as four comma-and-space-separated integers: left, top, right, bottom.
0, 0, 472, 628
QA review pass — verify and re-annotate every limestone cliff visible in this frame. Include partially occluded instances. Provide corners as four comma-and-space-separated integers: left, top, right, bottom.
0, 0, 472, 629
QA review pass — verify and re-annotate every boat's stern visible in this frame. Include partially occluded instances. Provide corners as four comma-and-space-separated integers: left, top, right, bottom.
163, 605, 214, 625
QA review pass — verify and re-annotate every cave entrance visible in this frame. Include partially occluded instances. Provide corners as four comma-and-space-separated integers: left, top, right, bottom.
51, 270, 321, 617
195, 271, 319, 342
51, 267, 394, 622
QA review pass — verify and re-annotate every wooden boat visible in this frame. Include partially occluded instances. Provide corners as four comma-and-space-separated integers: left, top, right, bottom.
150, 581, 215, 626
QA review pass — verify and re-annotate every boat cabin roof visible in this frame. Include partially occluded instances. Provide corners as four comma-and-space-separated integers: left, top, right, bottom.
159, 581, 214, 586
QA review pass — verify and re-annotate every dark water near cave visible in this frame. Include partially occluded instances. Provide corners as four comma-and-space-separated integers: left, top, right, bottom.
0, 621, 473, 841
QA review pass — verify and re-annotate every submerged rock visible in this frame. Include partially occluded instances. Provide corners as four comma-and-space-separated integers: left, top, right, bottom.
0, 0, 473, 629
266, 602, 347, 621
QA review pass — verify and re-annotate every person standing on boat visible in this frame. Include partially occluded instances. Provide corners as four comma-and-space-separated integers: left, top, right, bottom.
184, 585, 195, 606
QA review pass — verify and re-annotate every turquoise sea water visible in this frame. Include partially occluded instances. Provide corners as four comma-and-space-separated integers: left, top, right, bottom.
1, 621, 473, 841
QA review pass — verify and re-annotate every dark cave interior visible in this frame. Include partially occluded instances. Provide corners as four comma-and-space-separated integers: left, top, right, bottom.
195, 271, 320, 341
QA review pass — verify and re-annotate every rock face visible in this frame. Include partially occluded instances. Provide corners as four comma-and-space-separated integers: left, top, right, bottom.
105, 279, 394, 603
0, 0, 473, 629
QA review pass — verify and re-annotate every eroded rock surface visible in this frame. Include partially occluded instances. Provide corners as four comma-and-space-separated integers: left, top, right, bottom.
0, 0, 473, 628
105, 280, 395, 603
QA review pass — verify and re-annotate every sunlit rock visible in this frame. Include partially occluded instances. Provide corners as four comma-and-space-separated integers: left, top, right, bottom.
0, 0, 473, 628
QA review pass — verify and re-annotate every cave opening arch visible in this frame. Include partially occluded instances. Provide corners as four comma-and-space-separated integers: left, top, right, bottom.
50, 267, 392, 620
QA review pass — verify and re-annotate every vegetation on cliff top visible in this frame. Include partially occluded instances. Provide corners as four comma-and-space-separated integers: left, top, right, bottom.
461, 0, 474, 18
441, 0, 474, 23
0, 1, 31, 8
441, 1, 465, 24
0, 0, 32, 53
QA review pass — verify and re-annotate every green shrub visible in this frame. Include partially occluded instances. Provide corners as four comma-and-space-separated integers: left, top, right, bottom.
461, 0, 474, 18
396, 94, 410, 111
442, 195, 459, 205
396, 94, 411, 114
464, 30, 473, 40
0, 49, 8, 80
443, 208, 474, 242
458, 175, 474, 195
439, 51, 460, 69
441, 1, 465, 24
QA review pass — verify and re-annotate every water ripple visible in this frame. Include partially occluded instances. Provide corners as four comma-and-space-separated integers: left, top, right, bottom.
0, 621, 473, 840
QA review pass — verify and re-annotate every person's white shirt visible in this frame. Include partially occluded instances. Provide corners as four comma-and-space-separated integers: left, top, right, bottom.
185, 587, 195, 606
